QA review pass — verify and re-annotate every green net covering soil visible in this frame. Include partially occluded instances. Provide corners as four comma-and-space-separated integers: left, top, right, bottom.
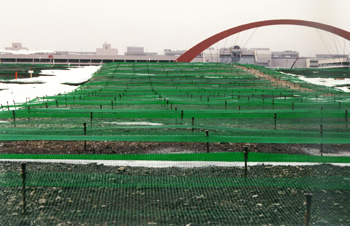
1, 62, 350, 144
1, 63, 350, 225
0, 161, 350, 225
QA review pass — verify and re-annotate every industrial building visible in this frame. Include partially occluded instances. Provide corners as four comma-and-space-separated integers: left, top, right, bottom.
0, 43, 192, 65
0, 42, 348, 68
215, 46, 349, 69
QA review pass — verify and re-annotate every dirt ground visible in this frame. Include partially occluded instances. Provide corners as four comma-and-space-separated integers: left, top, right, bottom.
0, 140, 349, 156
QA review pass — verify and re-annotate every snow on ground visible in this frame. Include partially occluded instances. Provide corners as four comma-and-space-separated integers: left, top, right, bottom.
281, 72, 350, 92
0, 66, 100, 107
299, 76, 350, 92
0, 159, 349, 167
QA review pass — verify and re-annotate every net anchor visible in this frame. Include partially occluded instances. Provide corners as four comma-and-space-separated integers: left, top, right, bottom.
304, 193, 313, 226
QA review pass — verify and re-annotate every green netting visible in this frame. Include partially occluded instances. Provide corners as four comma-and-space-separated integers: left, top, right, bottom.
0, 161, 350, 225
2, 63, 350, 225
1, 62, 350, 143
0, 152, 349, 163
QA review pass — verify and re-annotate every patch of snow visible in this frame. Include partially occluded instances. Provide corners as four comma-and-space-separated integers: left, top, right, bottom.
280, 71, 350, 92
0, 66, 100, 107
0, 159, 349, 168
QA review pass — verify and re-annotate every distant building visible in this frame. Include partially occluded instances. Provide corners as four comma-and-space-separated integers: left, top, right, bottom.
270, 51, 308, 68
5, 42, 347, 68
272, 50, 299, 58
0, 42, 181, 65
310, 57, 349, 68
316, 54, 349, 59
164, 49, 187, 56
5, 43, 28, 51
125, 47, 157, 56
217, 47, 311, 68
203, 48, 220, 63
96, 43, 118, 55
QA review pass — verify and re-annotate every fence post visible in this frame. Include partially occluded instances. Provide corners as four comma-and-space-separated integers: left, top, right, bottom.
304, 193, 313, 226
83, 123, 87, 151
181, 110, 184, 124
12, 110, 16, 127
320, 125, 323, 156
346, 110, 348, 128
244, 147, 249, 178
192, 117, 194, 133
274, 113, 277, 130
175, 107, 177, 124
205, 130, 209, 153
90, 112, 93, 127
21, 162, 27, 215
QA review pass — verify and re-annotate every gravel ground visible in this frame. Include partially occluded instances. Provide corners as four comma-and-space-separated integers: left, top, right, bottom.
0, 142, 349, 225
0, 162, 349, 225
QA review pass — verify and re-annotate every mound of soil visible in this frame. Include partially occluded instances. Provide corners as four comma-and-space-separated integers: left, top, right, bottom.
0, 140, 349, 156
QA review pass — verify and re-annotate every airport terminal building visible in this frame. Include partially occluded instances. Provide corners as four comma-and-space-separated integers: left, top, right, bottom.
0, 43, 348, 68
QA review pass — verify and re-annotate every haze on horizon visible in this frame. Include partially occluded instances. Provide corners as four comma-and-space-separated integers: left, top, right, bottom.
1, 0, 350, 57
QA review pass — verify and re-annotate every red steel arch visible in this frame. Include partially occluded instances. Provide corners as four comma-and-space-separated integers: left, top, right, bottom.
175, 19, 350, 62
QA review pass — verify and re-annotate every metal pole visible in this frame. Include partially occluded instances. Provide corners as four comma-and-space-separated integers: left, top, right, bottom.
205, 130, 209, 153
181, 110, 184, 124
244, 147, 249, 178
305, 193, 313, 226
320, 125, 323, 156
346, 110, 348, 128
83, 123, 87, 151
191, 117, 194, 133
12, 110, 16, 127
21, 162, 27, 215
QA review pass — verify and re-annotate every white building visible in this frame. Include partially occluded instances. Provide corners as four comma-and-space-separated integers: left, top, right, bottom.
96, 43, 118, 55
5, 43, 28, 51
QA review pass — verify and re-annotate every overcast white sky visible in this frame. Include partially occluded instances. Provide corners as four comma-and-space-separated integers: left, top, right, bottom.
1, 0, 350, 57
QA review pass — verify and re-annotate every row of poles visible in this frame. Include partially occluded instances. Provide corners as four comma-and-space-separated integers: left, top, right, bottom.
18, 151, 314, 225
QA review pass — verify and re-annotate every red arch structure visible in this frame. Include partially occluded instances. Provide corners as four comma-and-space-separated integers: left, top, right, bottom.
175, 19, 350, 62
